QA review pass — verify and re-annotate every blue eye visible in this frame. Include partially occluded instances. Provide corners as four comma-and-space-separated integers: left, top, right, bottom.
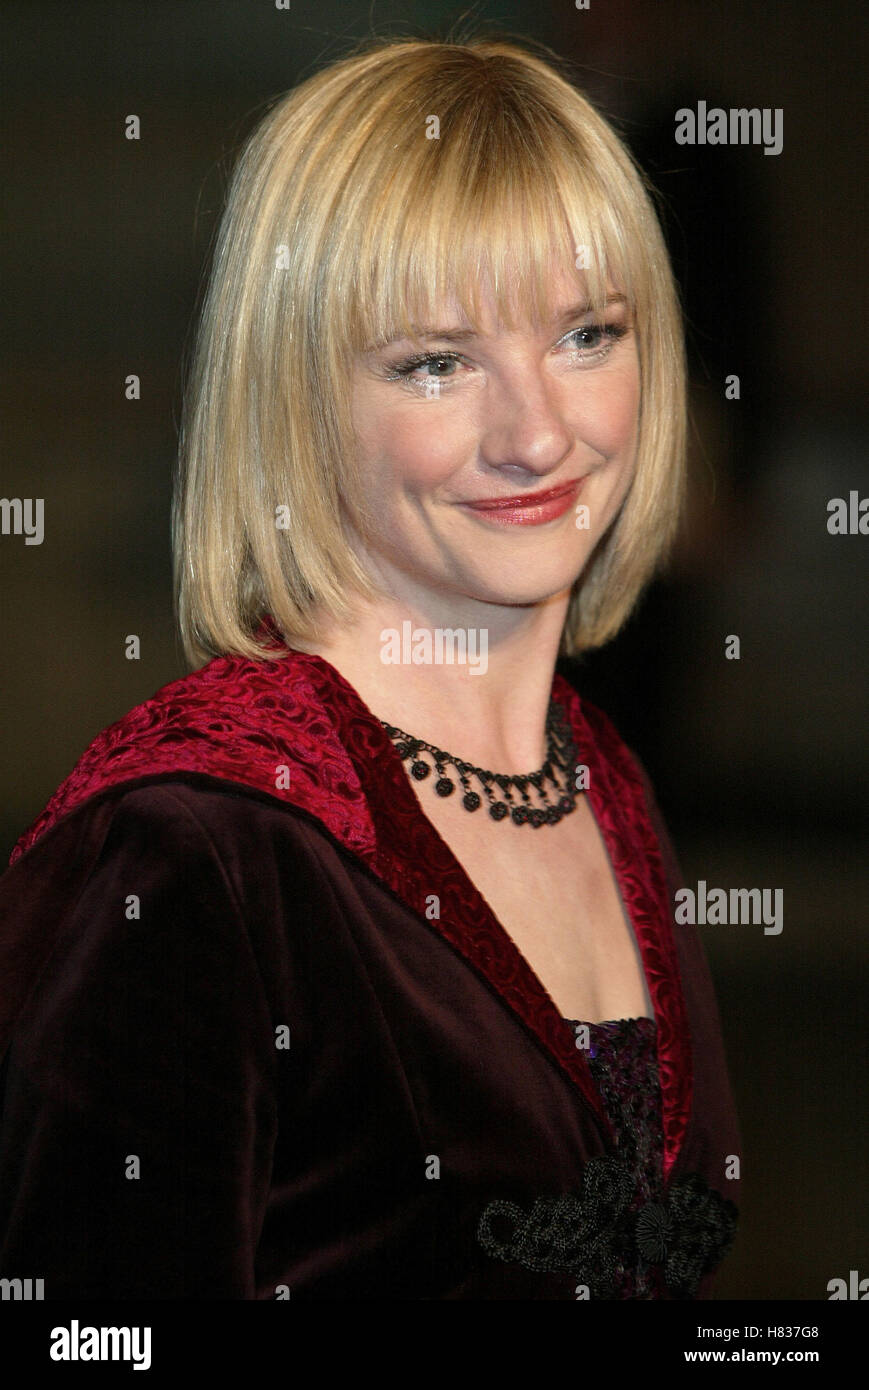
562, 323, 629, 355
388, 352, 462, 382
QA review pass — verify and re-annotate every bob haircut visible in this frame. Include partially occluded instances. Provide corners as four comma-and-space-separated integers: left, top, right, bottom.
173, 36, 686, 667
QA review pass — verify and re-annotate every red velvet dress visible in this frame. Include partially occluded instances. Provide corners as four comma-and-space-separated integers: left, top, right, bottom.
0, 624, 740, 1299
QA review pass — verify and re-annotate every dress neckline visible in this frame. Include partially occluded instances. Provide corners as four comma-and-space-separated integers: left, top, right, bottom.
564, 1015, 656, 1027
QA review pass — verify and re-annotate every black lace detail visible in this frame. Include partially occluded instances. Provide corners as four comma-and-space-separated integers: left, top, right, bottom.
476, 1160, 738, 1299
562, 1016, 666, 1293
577, 1016, 663, 1209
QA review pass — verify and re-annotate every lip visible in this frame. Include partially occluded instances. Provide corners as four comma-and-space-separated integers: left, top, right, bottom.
459, 477, 585, 526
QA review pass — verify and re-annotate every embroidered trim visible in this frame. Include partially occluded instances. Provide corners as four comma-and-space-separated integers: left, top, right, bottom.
477, 1162, 738, 1299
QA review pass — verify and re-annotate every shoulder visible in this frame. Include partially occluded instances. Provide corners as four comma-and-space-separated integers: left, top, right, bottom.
0, 775, 338, 1059
8, 644, 364, 867
2, 775, 340, 909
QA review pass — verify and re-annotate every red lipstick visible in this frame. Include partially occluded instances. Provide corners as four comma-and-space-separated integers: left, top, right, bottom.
459, 478, 584, 527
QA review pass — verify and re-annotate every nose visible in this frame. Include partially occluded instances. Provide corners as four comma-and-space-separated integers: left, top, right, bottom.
478, 361, 574, 479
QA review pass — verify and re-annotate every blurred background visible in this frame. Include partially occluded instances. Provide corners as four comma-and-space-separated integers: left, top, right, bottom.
1, 0, 866, 1299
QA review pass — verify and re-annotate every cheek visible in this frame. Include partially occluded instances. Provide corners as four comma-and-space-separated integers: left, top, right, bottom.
352, 387, 467, 490
585, 364, 640, 456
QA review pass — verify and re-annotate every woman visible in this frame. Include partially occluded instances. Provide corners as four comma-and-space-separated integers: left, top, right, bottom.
0, 37, 740, 1299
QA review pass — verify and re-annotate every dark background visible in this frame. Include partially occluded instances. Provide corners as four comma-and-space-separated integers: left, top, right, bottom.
1, 0, 866, 1299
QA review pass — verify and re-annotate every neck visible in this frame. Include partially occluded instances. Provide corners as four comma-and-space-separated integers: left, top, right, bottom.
291, 590, 571, 773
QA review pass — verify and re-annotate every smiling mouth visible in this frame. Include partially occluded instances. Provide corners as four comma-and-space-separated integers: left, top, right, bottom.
461, 478, 583, 510
457, 476, 587, 528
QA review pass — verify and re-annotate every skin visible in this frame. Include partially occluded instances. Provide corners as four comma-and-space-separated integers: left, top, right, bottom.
297, 261, 640, 773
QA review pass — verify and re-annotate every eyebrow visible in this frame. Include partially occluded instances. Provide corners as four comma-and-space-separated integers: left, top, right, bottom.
371, 294, 629, 348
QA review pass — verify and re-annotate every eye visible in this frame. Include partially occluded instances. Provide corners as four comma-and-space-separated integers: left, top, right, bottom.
560, 322, 629, 361
385, 351, 464, 384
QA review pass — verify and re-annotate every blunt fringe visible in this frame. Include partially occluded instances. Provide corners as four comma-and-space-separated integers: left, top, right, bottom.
173, 36, 686, 667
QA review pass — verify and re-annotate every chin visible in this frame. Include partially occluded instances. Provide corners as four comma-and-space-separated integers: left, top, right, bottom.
461, 564, 591, 610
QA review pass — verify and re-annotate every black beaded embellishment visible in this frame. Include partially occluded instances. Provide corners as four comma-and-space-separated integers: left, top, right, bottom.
379, 699, 581, 827
476, 1162, 738, 1299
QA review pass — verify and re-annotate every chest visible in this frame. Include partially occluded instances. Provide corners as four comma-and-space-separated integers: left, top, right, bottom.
409, 790, 654, 1024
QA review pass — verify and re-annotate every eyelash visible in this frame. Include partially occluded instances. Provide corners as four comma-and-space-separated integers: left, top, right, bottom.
384, 322, 630, 390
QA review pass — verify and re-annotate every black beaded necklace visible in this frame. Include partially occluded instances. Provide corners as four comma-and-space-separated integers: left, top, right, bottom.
378, 699, 581, 827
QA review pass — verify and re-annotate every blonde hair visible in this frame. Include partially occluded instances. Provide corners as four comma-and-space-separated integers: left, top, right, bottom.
173, 35, 685, 667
